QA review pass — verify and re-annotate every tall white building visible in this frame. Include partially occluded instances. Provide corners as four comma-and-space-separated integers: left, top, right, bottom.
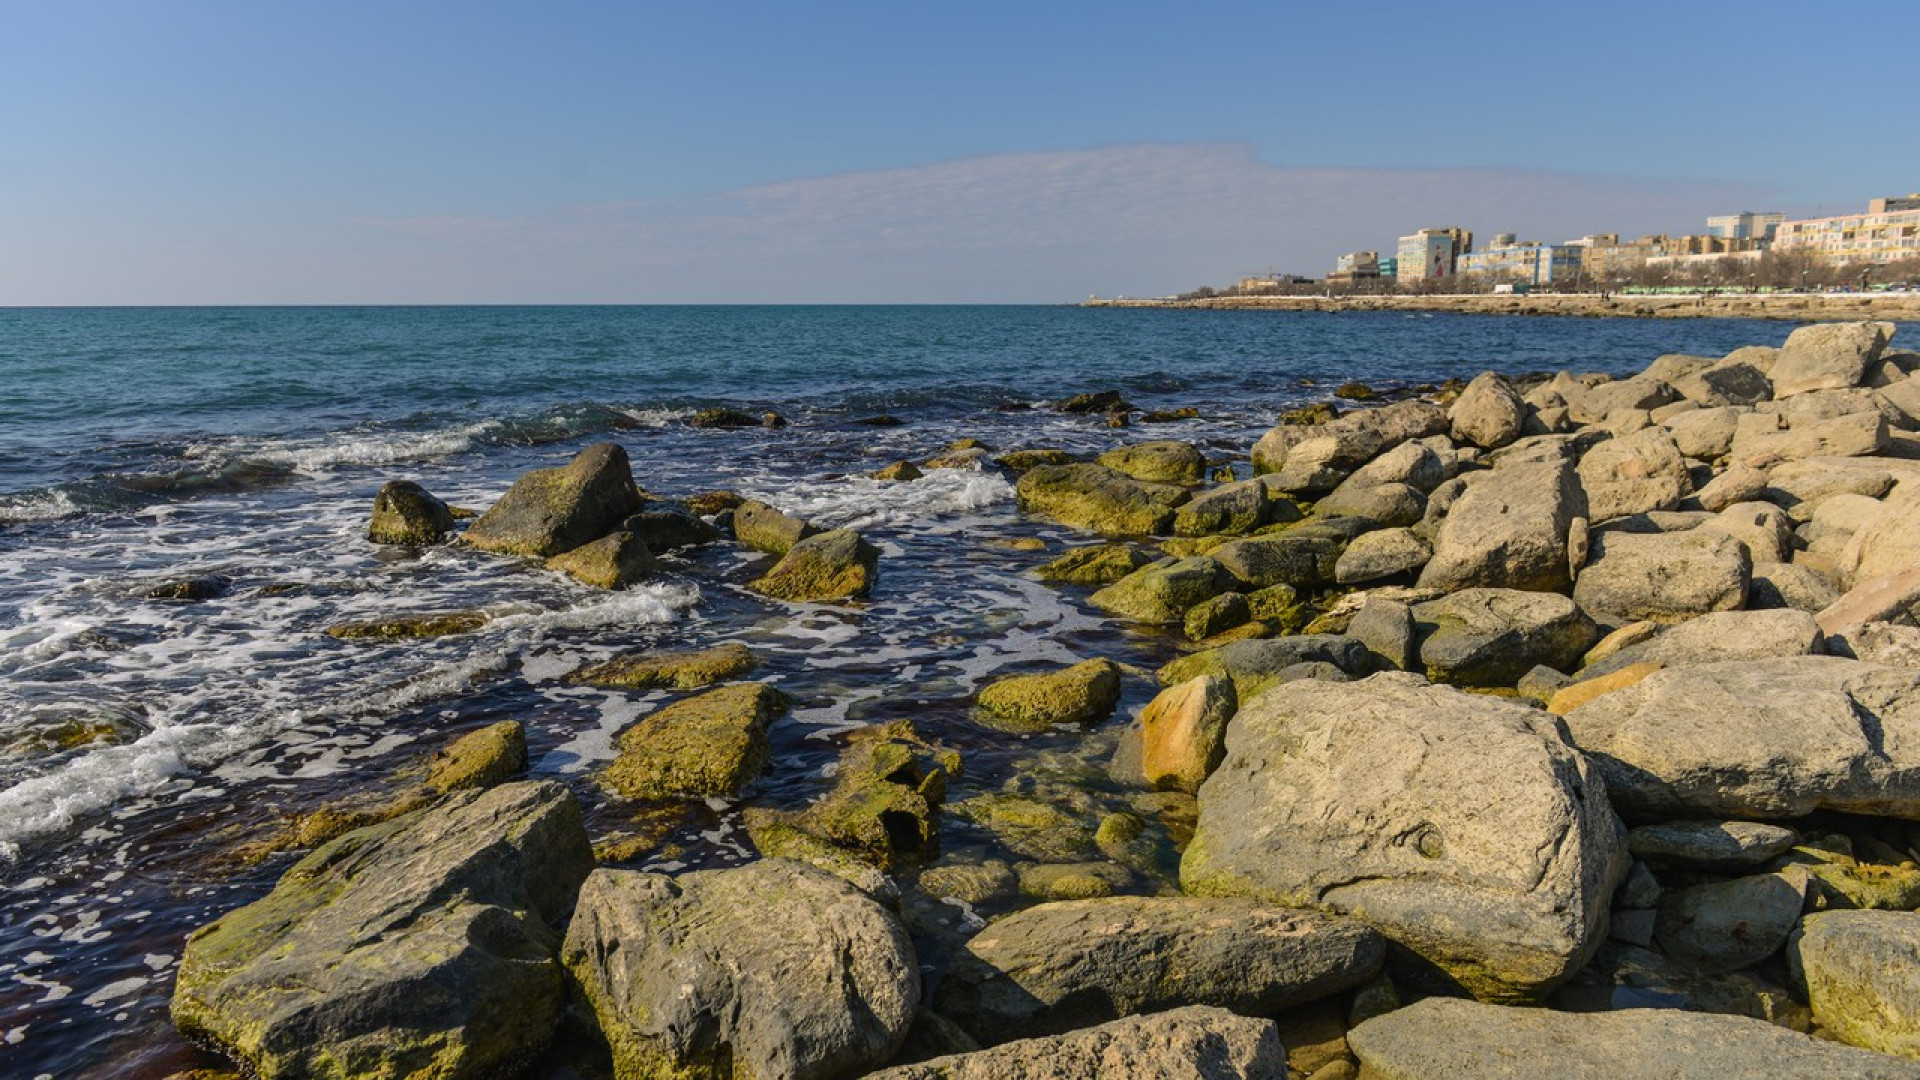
1706, 212, 1785, 241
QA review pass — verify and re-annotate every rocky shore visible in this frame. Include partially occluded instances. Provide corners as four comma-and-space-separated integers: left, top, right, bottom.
161, 320, 1920, 1079
1088, 291, 1920, 322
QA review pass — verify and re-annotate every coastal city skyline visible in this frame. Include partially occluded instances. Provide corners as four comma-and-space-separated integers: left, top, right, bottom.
4, 1, 1915, 303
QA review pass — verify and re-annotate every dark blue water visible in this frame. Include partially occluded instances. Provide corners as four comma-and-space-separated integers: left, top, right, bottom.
0, 305, 1882, 1078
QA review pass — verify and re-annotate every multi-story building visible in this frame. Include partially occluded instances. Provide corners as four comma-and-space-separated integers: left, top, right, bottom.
1706, 212, 1785, 241
1773, 199, 1920, 263
1330, 251, 1380, 282
1456, 238, 1584, 286
1395, 227, 1472, 283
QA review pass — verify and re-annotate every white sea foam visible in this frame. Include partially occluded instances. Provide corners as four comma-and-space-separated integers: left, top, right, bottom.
0, 489, 84, 524
186, 419, 509, 478
750, 470, 1014, 533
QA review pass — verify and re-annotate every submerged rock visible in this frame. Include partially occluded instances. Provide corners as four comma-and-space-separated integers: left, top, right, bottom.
602, 682, 789, 800
976, 658, 1121, 732
325, 610, 490, 639
462, 442, 644, 558
172, 782, 594, 1080
367, 480, 456, 545
744, 719, 959, 873
570, 641, 757, 691
563, 859, 918, 1080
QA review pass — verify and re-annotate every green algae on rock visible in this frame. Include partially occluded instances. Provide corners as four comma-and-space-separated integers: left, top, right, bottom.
602, 682, 790, 800
744, 719, 960, 874
570, 641, 758, 691
426, 720, 527, 794
324, 610, 491, 639
976, 658, 1121, 732
1034, 544, 1155, 586
750, 527, 880, 602
543, 530, 656, 589
367, 479, 457, 546
1015, 462, 1189, 537
461, 442, 645, 558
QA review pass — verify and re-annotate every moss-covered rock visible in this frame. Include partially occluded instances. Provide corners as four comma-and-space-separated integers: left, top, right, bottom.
1184, 592, 1251, 641
367, 480, 457, 546
462, 443, 644, 558
996, 448, 1078, 473
1035, 544, 1155, 585
621, 499, 720, 551
544, 531, 656, 589
976, 658, 1122, 732
1096, 441, 1206, 485
872, 460, 924, 482
1173, 478, 1278, 537
685, 490, 744, 517
142, 575, 232, 601
1015, 463, 1189, 537
733, 498, 819, 556
745, 719, 960, 873
324, 611, 490, 639
1055, 390, 1132, 414
949, 793, 1099, 862
424, 720, 527, 794
570, 641, 757, 691
687, 407, 764, 428
1095, 811, 1183, 882
1088, 557, 1227, 625
750, 528, 880, 602
1246, 582, 1313, 631
1018, 861, 1131, 901
602, 682, 789, 800
917, 859, 1018, 906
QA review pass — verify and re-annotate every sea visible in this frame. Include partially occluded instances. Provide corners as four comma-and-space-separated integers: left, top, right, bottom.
0, 304, 1890, 1077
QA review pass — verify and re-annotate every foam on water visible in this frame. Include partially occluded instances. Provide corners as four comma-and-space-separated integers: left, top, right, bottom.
749, 469, 1015, 533
0, 489, 85, 523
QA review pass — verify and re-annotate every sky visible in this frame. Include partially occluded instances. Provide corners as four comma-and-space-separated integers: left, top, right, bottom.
2, 1, 1912, 304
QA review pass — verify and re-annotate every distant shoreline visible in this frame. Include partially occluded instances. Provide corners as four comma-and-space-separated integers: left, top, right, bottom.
1083, 291, 1920, 321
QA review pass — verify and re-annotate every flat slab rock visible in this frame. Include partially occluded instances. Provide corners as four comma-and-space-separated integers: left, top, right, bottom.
1348, 998, 1920, 1079
864, 1006, 1286, 1080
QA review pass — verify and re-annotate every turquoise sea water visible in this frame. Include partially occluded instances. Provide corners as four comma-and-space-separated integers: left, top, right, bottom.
0, 305, 1891, 1077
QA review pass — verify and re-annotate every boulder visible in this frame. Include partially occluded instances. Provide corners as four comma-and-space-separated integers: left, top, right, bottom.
1560, 656, 1920, 818
1418, 458, 1586, 593
1181, 674, 1625, 1001
1449, 372, 1528, 449
1257, 401, 1451, 493
1313, 481, 1425, 527
1089, 556, 1226, 624
1573, 529, 1749, 622
996, 448, 1077, 473
544, 531, 656, 589
1347, 997, 1913, 1080
172, 782, 594, 1080
1172, 477, 1273, 536
622, 500, 721, 550
602, 682, 789, 800
1334, 527, 1431, 584
1096, 441, 1205, 485
326, 610, 490, 640
1055, 389, 1130, 414
1017, 862, 1129, 901
1674, 355, 1775, 407
1797, 910, 1920, 1060
1209, 519, 1361, 590
1655, 870, 1808, 972
562, 860, 918, 1080
733, 498, 820, 555
864, 1007, 1286, 1080
1015, 463, 1189, 536
1698, 500, 1793, 564
1577, 608, 1822, 680
932, 897, 1382, 1044
571, 641, 757, 691
426, 720, 527, 794
1753, 563, 1843, 613
1823, 569, 1920, 635
1570, 376, 1678, 424
1138, 674, 1236, 793
1412, 588, 1598, 687
1627, 820, 1798, 871
977, 658, 1122, 732
1734, 410, 1890, 468
368, 480, 457, 545
1831, 622, 1920, 667
1844, 490, 1920, 586
1348, 598, 1418, 672
1577, 428, 1690, 523
1345, 437, 1455, 492
1183, 591, 1252, 641
1770, 321, 1893, 398
750, 528, 879, 602
948, 794, 1098, 863
1035, 544, 1156, 585
1665, 406, 1743, 461
747, 720, 956, 874
1766, 456, 1898, 517
1158, 635, 1373, 701
462, 443, 644, 557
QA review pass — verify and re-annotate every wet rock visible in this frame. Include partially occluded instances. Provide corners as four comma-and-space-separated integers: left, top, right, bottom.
1182, 673, 1625, 1002
933, 897, 1383, 1044
325, 610, 490, 639
1334, 527, 1431, 584
1089, 556, 1227, 624
621, 499, 721, 550
602, 682, 789, 800
750, 528, 880, 602
1016, 861, 1130, 901
995, 448, 1077, 473
732, 498, 820, 555
863, 1006, 1286, 1080
687, 406, 764, 428
948, 794, 1098, 863
544, 530, 655, 589
976, 658, 1121, 732
1449, 372, 1528, 449
1054, 389, 1131, 414
571, 641, 757, 691
1626, 820, 1798, 871
426, 720, 526, 793
1348, 997, 1911, 1080
684, 489, 744, 517
1094, 812, 1180, 881
1796, 910, 1920, 1060
1573, 528, 1749, 622
462, 443, 643, 558
1173, 477, 1274, 536
855, 414, 904, 427
562, 859, 918, 1080
1034, 544, 1155, 585
872, 460, 924, 482
143, 575, 233, 602
1334, 381, 1378, 401
367, 480, 457, 545
1015, 463, 1189, 536
1138, 674, 1236, 793
1183, 591, 1251, 640
1096, 440, 1205, 485
743, 719, 958, 873
924, 446, 993, 470
172, 782, 594, 1080
1770, 321, 1893, 398
1418, 457, 1586, 593
1655, 870, 1808, 972
1560, 656, 1920, 819
1412, 588, 1598, 687
917, 859, 1016, 906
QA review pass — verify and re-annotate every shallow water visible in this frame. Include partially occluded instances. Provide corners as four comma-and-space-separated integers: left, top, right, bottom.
0, 305, 1883, 1077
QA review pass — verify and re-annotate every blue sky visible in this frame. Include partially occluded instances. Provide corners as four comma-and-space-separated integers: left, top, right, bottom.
2, 1, 1911, 303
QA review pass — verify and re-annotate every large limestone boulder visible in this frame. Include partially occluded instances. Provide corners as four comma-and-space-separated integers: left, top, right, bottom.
1626, 819, 1799, 871
1655, 870, 1807, 972
544, 530, 656, 589
1089, 556, 1226, 624
1181, 673, 1625, 1001
932, 897, 1383, 1044
864, 1006, 1286, 1080
1844, 489, 1920, 587
733, 498, 819, 555
1096, 440, 1205, 485
1449, 372, 1528, 449
1575, 607, 1822, 681
1313, 480, 1425, 527
750, 528, 880, 602
1674, 354, 1775, 407
1733, 410, 1890, 468
1138, 674, 1236, 793
1698, 499, 1793, 564
1344, 437, 1454, 492
1335, 526, 1431, 584
1570, 375, 1678, 424
1578, 428, 1690, 522
603, 682, 789, 799
1822, 568, 1920, 636
1418, 457, 1587, 593
1256, 400, 1450, 493
1770, 321, 1893, 398
1157, 635, 1373, 701
462, 443, 644, 557
1797, 910, 1920, 1060
1016, 463, 1189, 536
1560, 656, 1920, 818
1035, 544, 1156, 585
1665, 405, 1742, 461
1172, 477, 1275, 536
172, 782, 594, 1080
367, 480, 457, 545
1348, 997, 1915, 1079
562, 859, 918, 1080
1209, 518, 1363, 590
976, 658, 1121, 732
1412, 588, 1598, 687
1573, 528, 1749, 622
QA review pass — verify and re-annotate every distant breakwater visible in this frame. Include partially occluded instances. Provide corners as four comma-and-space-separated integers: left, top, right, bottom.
1087, 291, 1920, 322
